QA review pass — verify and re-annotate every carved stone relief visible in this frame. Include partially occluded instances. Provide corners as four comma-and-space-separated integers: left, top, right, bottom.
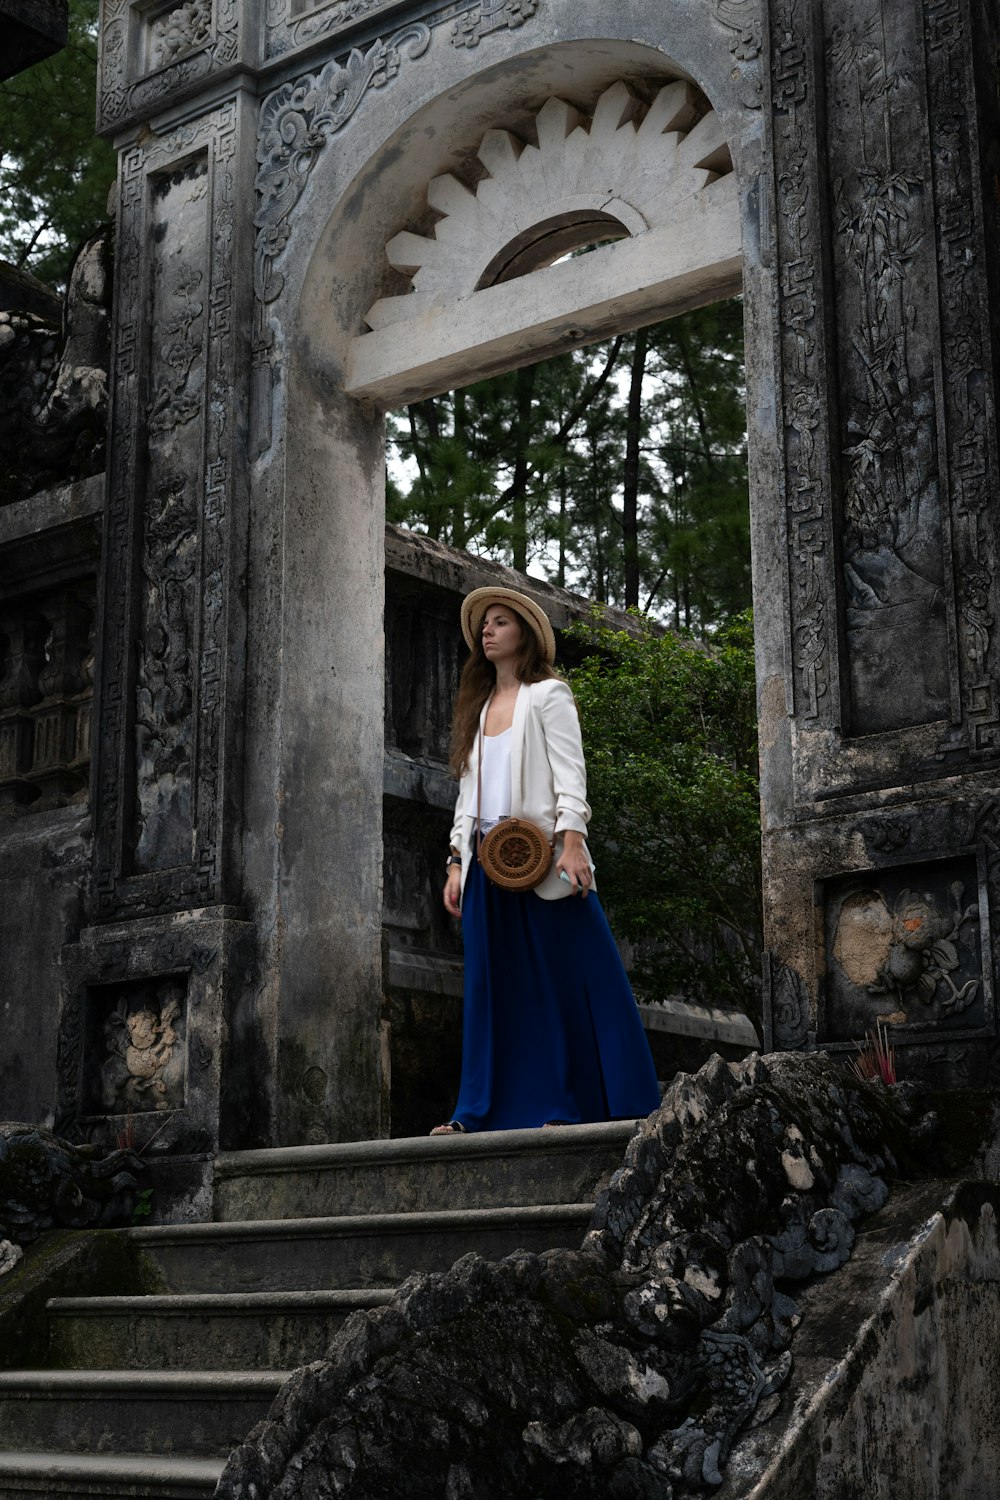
147, 0, 212, 69
922, 0, 1000, 757
769, 1, 838, 728
825, 7, 950, 734
300, 1065, 331, 1144
98, 0, 240, 132
712, 0, 763, 109
96, 103, 243, 918
765, 953, 812, 1050
265, 0, 538, 64
252, 22, 432, 451
768, 0, 1000, 794
95, 976, 188, 1113
59, 914, 252, 1152
134, 159, 208, 873
822, 855, 989, 1043
451, 0, 538, 49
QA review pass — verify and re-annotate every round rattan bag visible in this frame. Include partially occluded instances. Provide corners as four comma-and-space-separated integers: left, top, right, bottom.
478, 818, 554, 891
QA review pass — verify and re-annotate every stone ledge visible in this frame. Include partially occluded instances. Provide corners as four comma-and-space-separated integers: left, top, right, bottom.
214, 1118, 636, 1179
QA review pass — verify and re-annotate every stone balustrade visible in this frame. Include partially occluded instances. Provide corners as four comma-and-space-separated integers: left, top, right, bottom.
0, 583, 94, 810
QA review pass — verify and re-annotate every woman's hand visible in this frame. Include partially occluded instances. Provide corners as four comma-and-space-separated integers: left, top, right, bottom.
556, 830, 591, 897
444, 864, 462, 917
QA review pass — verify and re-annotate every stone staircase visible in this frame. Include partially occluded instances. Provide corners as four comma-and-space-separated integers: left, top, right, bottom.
0, 1122, 634, 1497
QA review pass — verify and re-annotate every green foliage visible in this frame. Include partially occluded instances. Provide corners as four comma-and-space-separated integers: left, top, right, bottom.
567, 611, 762, 1029
132, 1188, 154, 1219
0, 0, 116, 287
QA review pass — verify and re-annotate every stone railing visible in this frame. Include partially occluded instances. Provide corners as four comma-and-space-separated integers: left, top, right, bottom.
0, 475, 103, 814
0, 583, 95, 810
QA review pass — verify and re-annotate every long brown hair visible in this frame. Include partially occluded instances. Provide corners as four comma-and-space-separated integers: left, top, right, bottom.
449, 611, 557, 776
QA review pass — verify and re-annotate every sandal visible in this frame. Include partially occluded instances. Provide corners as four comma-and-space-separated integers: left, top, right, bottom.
429, 1120, 466, 1136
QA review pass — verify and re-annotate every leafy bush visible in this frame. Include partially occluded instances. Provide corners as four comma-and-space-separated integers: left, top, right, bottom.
567, 611, 762, 1030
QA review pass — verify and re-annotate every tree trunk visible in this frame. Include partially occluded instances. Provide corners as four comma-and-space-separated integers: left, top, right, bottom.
452, 388, 467, 550
622, 327, 648, 610
510, 364, 535, 573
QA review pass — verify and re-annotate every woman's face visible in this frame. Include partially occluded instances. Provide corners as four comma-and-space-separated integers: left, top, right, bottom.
480, 605, 525, 667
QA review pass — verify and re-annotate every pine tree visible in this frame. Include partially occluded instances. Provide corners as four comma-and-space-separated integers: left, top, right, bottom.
387, 301, 751, 630
0, 0, 116, 287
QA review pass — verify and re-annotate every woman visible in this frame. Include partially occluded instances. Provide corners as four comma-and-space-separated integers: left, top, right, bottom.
433, 585, 660, 1134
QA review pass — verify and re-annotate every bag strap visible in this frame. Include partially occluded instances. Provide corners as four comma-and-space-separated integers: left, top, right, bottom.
476, 713, 484, 865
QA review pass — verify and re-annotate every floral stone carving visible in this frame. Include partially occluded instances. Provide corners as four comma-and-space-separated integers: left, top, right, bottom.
824, 856, 987, 1042
217, 1051, 933, 1500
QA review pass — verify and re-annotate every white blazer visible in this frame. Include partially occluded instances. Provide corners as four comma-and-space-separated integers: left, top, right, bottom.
449, 677, 595, 902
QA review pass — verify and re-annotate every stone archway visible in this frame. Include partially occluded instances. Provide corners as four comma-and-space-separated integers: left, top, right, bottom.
261, 36, 758, 1143
77, 0, 1000, 1158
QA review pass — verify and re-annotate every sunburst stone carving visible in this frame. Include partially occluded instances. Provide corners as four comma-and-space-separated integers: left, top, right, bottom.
364, 80, 735, 331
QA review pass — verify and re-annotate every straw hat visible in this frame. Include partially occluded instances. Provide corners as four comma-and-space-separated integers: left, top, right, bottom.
460, 586, 557, 665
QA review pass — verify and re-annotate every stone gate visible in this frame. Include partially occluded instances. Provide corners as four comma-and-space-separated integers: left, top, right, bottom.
4, 0, 1000, 1168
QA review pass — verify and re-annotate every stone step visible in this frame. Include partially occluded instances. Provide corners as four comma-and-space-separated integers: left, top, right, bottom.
0, 1371, 285, 1460
0, 1451, 222, 1498
127, 1203, 594, 1293
46, 1289, 395, 1371
213, 1119, 636, 1221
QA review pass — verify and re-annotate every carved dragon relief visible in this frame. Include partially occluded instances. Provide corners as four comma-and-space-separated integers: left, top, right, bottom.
147, 267, 205, 435
134, 473, 197, 867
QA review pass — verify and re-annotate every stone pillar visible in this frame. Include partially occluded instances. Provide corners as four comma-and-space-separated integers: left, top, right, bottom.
68, 63, 261, 1154
761, 0, 1000, 1085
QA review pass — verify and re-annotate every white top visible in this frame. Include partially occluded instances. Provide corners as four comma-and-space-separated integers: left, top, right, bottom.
450, 678, 593, 901
475, 728, 512, 830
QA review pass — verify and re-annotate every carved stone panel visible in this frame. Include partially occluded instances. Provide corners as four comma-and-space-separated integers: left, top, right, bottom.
822, 855, 990, 1044
767, 0, 1000, 798
136, 159, 207, 872
83, 973, 189, 1115
923, 0, 1000, 760
767, 0, 842, 731
97, 0, 241, 136
823, 8, 950, 735
94, 101, 250, 920
59, 913, 257, 1154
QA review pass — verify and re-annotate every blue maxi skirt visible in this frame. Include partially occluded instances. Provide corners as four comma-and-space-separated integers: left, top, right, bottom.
452, 857, 661, 1131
